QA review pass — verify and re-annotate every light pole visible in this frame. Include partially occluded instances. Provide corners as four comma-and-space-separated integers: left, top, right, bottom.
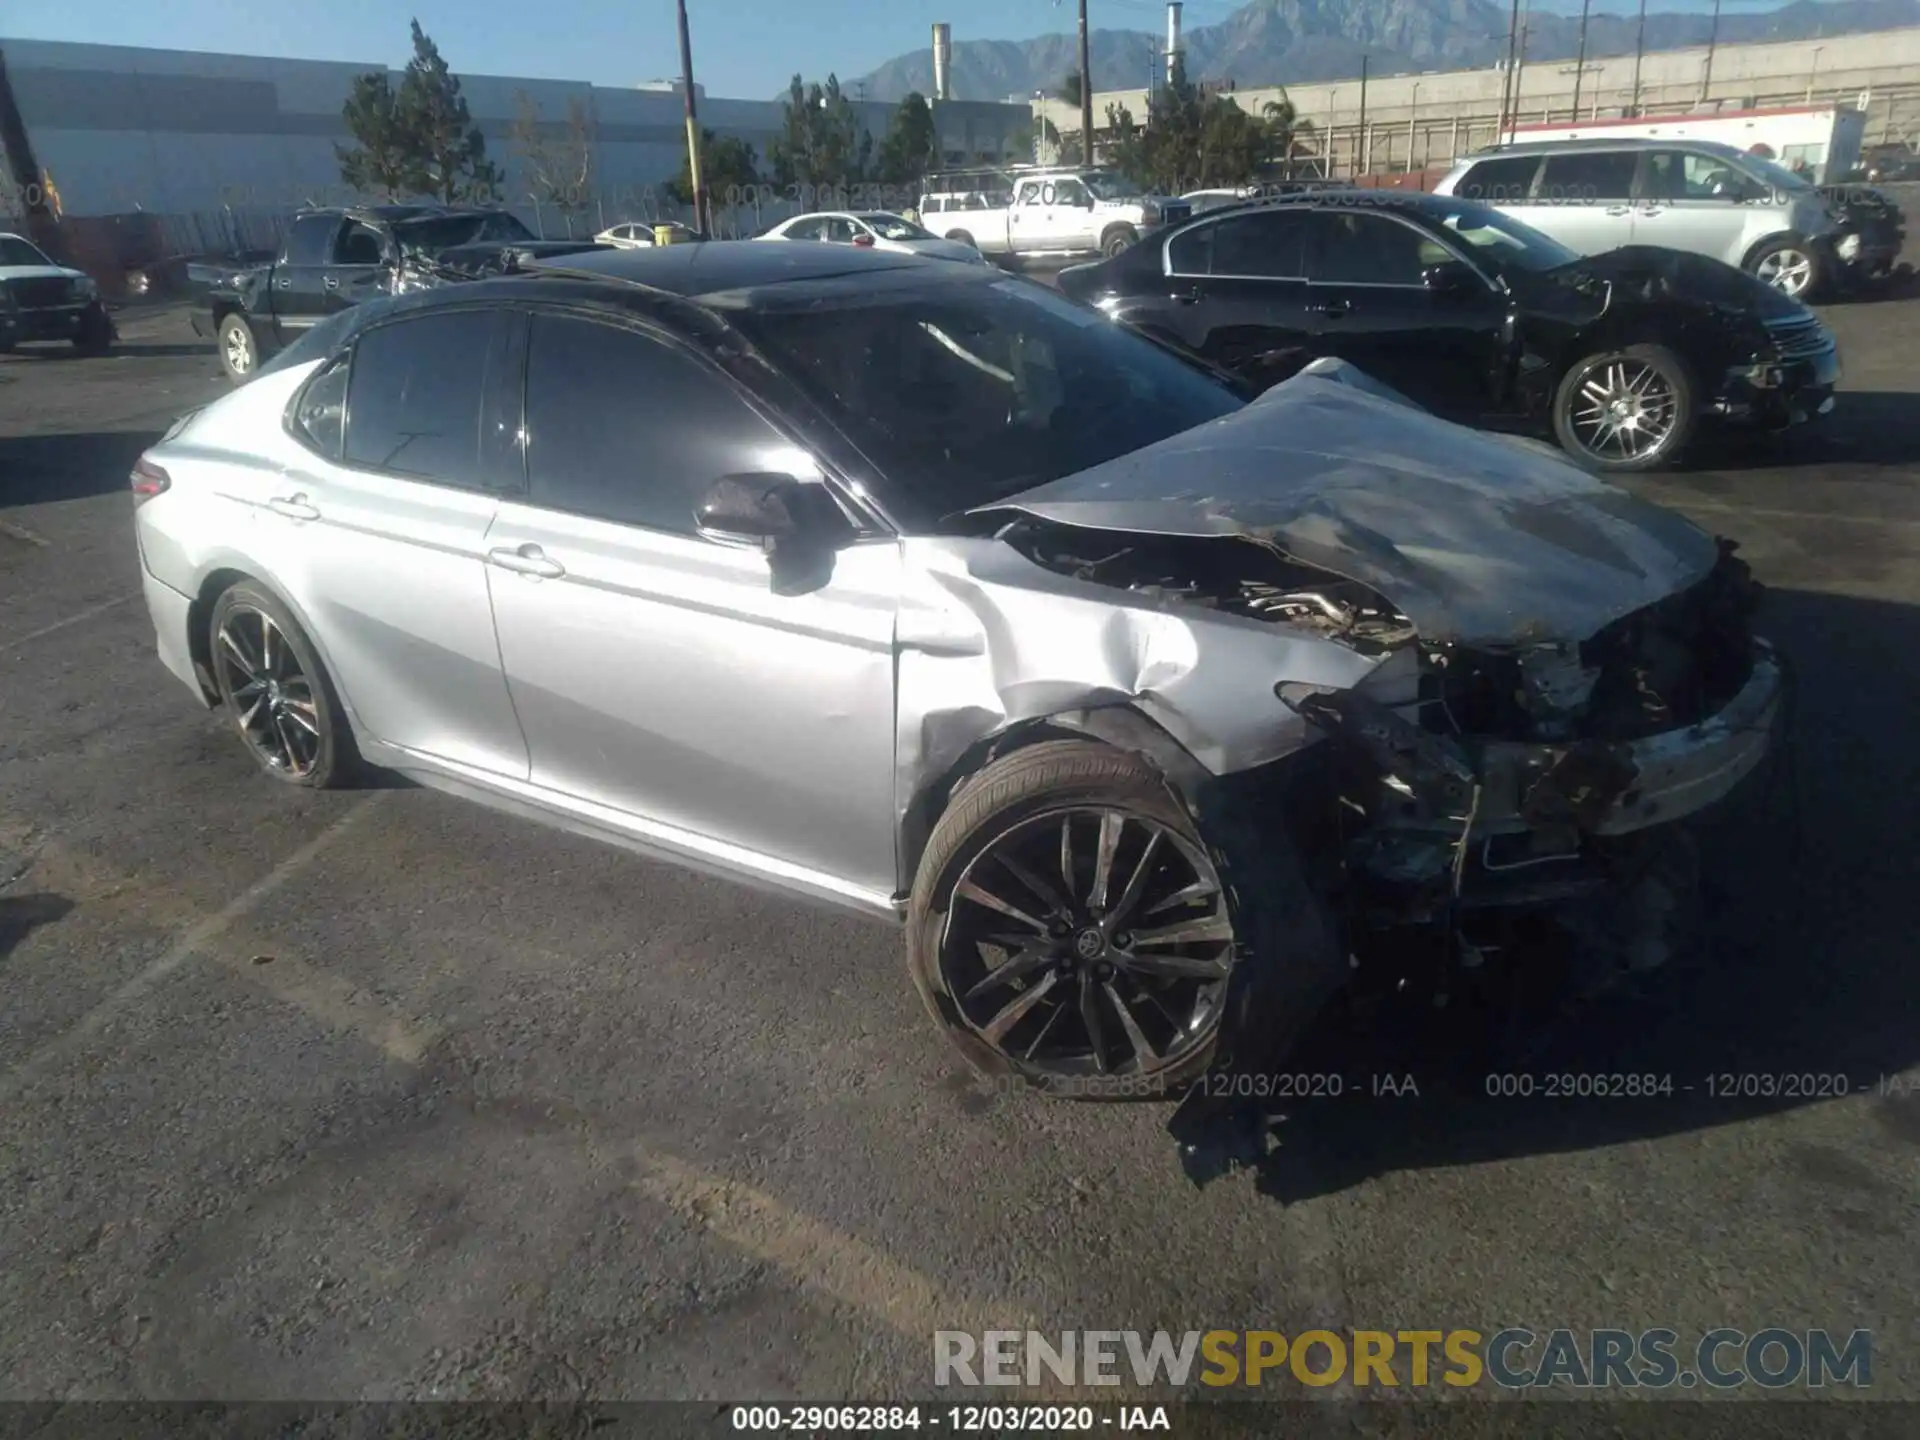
1571, 0, 1592, 123
1630, 0, 1648, 116
675, 0, 706, 234
1807, 45, 1825, 103
1357, 54, 1368, 178
1078, 0, 1095, 165
1498, 0, 1522, 138
1700, 0, 1723, 105
1408, 81, 1421, 171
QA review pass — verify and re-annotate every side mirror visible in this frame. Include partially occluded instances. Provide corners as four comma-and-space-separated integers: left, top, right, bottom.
1085, 195, 1099, 209
1422, 260, 1478, 296
694, 472, 810, 548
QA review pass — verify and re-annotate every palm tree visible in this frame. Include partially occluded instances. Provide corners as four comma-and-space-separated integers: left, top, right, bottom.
1261, 94, 1314, 172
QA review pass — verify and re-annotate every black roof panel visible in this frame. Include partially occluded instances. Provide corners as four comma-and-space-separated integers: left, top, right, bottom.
524, 239, 938, 297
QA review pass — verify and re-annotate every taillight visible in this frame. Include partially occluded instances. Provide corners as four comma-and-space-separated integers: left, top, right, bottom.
131, 456, 171, 505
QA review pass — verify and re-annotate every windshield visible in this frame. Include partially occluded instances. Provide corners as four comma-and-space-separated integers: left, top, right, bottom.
0, 236, 53, 267
859, 213, 935, 241
1428, 198, 1582, 275
1085, 171, 1144, 201
734, 278, 1242, 524
392, 212, 535, 256
1735, 152, 1814, 192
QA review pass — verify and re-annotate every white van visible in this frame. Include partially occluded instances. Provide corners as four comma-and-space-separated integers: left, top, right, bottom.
1433, 137, 1844, 300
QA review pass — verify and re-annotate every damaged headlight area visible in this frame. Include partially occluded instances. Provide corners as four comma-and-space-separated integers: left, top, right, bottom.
1277, 540, 1773, 943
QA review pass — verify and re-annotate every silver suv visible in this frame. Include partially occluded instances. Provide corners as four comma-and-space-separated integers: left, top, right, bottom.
1434, 138, 1843, 300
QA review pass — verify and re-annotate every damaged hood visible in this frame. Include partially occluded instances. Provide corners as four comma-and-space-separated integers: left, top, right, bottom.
1544, 244, 1809, 320
977, 359, 1720, 647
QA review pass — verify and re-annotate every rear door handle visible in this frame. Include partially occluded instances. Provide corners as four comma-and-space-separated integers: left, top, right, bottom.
1313, 299, 1352, 318
1637, 206, 1663, 216
274, 278, 292, 290
323, 275, 340, 290
267, 494, 320, 521
1606, 205, 1633, 216
487, 543, 565, 579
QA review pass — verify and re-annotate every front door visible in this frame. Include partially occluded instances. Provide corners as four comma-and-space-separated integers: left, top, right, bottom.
1009, 179, 1051, 254
1044, 176, 1100, 251
323, 217, 390, 313
1634, 149, 1752, 269
1299, 209, 1506, 420
254, 304, 531, 778
1158, 207, 1317, 391
482, 309, 902, 901
269, 213, 340, 344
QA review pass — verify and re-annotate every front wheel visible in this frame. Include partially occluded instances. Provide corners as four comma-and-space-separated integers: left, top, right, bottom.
71, 305, 113, 355
1747, 237, 1824, 301
945, 229, 976, 249
907, 740, 1237, 1097
1551, 344, 1697, 473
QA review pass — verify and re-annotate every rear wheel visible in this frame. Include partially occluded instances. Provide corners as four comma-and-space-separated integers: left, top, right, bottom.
217, 313, 257, 380
1551, 344, 1696, 473
209, 584, 357, 788
945, 229, 976, 249
1101, 224, 1139, 258
908, 741, 1237, 1097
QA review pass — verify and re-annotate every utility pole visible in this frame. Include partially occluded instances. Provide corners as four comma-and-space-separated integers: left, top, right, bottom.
1499, 0, 1522, 138
1699, 0, 1722, 104
1512, 7, 1531, 138
675, 0, 707, 234
1357, 54, 1368, 179
1571, 0, 1591, 122
1078, 0, 1096, 165
1630, 0, 1648, 116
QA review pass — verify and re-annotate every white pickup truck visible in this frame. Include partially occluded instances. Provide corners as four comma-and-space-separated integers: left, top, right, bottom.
918, 167, 1191, 261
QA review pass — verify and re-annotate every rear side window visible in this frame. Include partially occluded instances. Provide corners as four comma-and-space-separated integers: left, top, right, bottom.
343, 310, 496, 488
1538, 150, 1638, 203
291, 357, 348, 460
282, 214, 340, 267
1307, 212, 1439, 286
1456, 155, 1540, 202
522, 314, 793, 536
1170, 210, 1308, 278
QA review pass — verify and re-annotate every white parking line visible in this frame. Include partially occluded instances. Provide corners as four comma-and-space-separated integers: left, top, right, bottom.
0, 518, 51, 548
0, 593, 137, 653
0, 794, 384, 1104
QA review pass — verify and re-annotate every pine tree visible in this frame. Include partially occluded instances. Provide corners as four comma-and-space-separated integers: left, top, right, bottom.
337, 71, 414, 199
396, 20, 502, 203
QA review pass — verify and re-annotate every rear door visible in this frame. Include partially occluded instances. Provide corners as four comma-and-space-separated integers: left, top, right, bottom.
1529, 149, 1640, 256
1300, 209, 1507, 418
268, 214, 339, 342
1159, 208, 1316, 390
482, 309, 902, 899
323, 217, 389, 314
1009, 179, 1050, 254
261, 304, 530, 777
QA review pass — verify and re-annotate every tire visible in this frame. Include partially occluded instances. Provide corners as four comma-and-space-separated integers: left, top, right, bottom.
1745, 236, 1824, 302
907, 739, 1237, 1098
1551, 343, 1697, 474
71, 306, 113, 355
945, 229, 976, 249
208, 583, 358, 788
217, 312, 258, 381
1101, 224, 1139, 258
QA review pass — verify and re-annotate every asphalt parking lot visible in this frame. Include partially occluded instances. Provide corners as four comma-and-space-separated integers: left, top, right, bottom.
3, 295, 1920, 1412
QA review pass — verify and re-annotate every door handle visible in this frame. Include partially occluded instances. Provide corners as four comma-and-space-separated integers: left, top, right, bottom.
1638, 206, 1663, 217
1605, 205, 1632, 216
324, 276, 340, 290
267, 494, 320, 521
487, 543, 566, 579
274, 278, 292, 289
1312, 299, 1352, 318
1172, 286, 1202, 305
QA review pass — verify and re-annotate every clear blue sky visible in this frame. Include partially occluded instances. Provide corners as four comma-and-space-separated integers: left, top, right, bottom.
5, 0, 1783, 100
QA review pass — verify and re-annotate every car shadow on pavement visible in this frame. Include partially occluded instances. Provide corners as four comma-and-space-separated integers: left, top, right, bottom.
0, 894, 76, 962
1707, 392, 1920, 470
3, 342, 215, 362
1247, 585, 1920, 1203
1, 430, 162, 507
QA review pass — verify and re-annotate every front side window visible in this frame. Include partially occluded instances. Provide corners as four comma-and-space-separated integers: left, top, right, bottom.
1308, 212, 1442, 286
0, 235, 52, 266
334, 221, 385, 265
1016, 182, 1046, 207
342, 309, 496, 487
731, 278, 1243, 525
522, 314, 794, 536
1051, 179, 1090, 207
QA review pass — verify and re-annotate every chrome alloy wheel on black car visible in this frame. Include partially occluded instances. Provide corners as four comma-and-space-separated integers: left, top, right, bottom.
938, 806, 1234, 1083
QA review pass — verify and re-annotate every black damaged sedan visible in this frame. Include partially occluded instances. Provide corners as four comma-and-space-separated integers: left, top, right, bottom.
1057, 190, 1840, 473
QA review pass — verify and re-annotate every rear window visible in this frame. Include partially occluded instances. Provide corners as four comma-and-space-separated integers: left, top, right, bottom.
1455, 155, 1540, 202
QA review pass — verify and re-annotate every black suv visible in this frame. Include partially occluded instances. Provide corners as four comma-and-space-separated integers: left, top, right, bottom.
1058, 189, 1841, 473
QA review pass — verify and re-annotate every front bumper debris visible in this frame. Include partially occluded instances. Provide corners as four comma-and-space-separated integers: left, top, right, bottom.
2, 300, 111, 345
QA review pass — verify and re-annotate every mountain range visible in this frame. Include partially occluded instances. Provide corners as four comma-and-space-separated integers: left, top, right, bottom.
850, 0, 1920, 101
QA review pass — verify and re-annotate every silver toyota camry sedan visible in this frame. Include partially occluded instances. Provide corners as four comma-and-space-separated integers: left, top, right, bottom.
133, 243, 1780, 1104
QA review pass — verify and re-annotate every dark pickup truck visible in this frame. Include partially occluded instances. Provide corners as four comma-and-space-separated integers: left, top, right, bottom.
190, 204, 606, 379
